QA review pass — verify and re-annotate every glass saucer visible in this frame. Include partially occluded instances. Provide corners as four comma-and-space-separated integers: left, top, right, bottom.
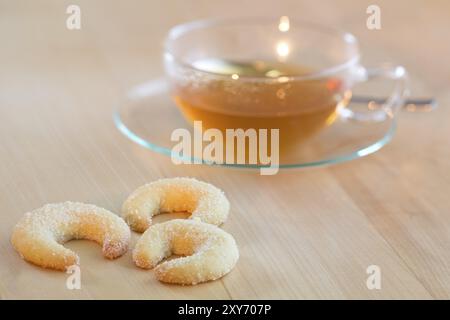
114, 78, 396, 169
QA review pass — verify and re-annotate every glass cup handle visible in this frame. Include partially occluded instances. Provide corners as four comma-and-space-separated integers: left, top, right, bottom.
340, 64, 409, 122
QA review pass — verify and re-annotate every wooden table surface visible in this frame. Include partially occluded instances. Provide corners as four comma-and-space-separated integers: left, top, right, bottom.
1, 0, 449, 299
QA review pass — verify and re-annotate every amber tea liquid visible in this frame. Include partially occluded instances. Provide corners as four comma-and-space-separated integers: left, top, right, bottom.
171, 58, 350, 156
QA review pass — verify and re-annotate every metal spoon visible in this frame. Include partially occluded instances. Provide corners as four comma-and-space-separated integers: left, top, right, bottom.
351, 96, 437, 112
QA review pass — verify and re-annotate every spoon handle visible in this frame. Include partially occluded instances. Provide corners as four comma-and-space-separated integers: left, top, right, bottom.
351, 96, 437, 112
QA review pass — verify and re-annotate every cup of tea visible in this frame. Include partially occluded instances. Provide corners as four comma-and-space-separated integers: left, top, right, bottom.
163, 17, 408, 157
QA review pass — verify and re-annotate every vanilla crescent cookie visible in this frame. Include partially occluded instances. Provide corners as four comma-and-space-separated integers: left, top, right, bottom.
11, 202, 131, 271
122, 177, 230, 232
133, 219, 239, 285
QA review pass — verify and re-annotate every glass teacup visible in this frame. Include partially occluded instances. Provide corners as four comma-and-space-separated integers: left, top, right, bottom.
163, 17, 408, 161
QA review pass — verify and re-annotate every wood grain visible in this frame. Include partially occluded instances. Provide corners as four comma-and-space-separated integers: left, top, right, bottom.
0, 0, 449, 299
